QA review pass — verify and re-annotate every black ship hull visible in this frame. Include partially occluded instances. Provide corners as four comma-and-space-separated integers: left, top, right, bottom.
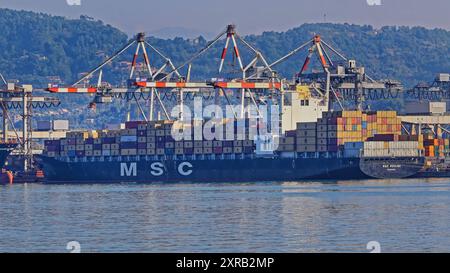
359, 157, 425, 179
36, 155, 369, 184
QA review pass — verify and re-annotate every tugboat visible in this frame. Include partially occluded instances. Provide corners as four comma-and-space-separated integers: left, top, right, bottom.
0, 142, 18, 184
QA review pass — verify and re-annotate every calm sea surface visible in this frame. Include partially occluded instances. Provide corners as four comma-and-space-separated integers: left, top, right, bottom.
1, 178, 450, 253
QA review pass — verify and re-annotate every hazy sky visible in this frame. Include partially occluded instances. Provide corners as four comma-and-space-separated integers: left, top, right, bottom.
1, 0, 450, 37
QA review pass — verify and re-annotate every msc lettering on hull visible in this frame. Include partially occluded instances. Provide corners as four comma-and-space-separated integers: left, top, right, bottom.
120, 162, 193, 177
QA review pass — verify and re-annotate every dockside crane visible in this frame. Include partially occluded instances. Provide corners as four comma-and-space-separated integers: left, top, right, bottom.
46, 25, 283, 122
250, 34, 403, 111
0, 73, 60, 172
407, 73, 450, 101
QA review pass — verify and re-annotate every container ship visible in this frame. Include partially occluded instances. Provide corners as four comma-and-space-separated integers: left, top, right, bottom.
36, 104, 426, 183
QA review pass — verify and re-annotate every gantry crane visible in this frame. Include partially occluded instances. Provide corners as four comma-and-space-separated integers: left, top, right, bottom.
1, 73, 60, 171
46, 25, 283, 122
247, 34, 403, 111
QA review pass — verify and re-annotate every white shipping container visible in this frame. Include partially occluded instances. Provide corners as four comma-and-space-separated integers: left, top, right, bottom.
106, 123, 126, 130
53, 120, 69, 131
364, 141, 384, 150
102, 150, 111, 156
364, 147, 420, 158
438, 73, 450, 82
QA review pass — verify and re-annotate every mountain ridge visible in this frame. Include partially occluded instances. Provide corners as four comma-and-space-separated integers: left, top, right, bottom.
1, 8, 450, 88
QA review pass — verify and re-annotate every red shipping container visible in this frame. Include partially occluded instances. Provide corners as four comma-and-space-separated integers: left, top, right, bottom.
214, 147, 223, 154
372, 134, 395, 141
125, 121, 147, 129
138, 143, 147, 149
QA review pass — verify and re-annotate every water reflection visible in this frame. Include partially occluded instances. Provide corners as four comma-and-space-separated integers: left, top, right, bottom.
1, 179, 450, 252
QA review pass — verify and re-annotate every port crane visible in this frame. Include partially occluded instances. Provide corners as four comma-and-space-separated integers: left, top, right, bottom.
46, 25, 283, 121
43, 24, 412, 132
406, 74, 450, 101
249, 34, 403, 111
0, 73, 60, 171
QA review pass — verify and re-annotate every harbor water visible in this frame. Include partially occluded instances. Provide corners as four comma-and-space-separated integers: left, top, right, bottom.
1, 178, 450, 253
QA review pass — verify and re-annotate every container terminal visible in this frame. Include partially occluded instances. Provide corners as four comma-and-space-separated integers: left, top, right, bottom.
2, 25, 450, 184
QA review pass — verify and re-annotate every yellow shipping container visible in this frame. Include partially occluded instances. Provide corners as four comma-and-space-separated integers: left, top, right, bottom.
90, 131, 99, 139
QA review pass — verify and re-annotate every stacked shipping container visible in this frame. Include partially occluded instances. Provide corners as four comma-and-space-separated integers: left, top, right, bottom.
43, 111, 444, 159
363, 141, 420, 157
293, 110, 403, 153
424, 137, 450, 158
43, 119, 258, 158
